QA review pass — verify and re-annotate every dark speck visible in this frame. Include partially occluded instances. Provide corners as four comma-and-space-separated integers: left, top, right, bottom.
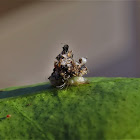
26, 103, 31, 107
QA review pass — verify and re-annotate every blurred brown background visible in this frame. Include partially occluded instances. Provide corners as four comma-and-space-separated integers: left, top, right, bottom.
0, 0, 139, 89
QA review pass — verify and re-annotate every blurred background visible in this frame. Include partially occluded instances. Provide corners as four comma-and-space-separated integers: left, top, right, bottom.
0, 0, 139, 89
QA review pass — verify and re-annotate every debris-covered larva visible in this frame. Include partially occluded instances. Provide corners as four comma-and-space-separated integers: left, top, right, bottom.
48, 44, 89, 89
